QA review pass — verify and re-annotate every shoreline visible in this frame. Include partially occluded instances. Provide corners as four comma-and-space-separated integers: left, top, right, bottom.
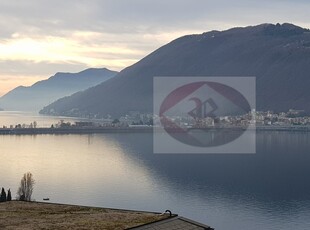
1, 125, 310, 135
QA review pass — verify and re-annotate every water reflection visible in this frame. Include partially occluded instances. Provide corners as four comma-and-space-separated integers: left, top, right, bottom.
99, 132, 310, 229
1, 131, 310, 229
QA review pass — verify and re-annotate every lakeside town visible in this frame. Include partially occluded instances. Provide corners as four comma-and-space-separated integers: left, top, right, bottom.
1, 109, 310, 133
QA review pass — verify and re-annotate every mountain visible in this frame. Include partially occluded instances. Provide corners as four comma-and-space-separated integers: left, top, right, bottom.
40, 23, 310, 118
0, 68, 118, 111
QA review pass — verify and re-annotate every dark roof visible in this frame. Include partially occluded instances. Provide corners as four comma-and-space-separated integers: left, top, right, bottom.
128, 216, 214, 230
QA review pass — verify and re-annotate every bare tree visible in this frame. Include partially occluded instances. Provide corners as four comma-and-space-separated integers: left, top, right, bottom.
17, 172, 35, 201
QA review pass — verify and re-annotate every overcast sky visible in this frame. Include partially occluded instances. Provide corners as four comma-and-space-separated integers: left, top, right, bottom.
0, 0, 309, 96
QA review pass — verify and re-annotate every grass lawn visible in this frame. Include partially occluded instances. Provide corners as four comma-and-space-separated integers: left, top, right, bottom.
0, 201, 168, 229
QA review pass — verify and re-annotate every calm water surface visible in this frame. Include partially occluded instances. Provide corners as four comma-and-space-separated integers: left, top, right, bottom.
0, 111, 89, 127
1, 112, 310, 230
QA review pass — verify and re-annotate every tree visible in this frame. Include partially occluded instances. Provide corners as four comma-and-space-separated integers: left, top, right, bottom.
0, 187, 7, 202
7, 189, 12, 201
17, 172, 35, 201
112, 118, 120, 124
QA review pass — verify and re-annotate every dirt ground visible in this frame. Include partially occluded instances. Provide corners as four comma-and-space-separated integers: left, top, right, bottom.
0, 201, 167, 229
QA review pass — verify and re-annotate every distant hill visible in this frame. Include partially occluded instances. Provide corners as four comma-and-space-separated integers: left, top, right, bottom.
40, 23, 310, 118
0, 68, 118, 111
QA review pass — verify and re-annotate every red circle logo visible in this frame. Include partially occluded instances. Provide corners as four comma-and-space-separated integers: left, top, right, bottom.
159, 81, 251, 147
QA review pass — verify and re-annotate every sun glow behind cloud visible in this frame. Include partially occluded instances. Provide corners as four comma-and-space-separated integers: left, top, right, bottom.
0, 32, 160, 96
0, 28, 203, 96
0, 29, 205, 64
0, 32, 144, 68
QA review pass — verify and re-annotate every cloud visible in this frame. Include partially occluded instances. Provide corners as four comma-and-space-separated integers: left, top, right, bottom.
0, 0, 310, 96
1, 0, 309, 36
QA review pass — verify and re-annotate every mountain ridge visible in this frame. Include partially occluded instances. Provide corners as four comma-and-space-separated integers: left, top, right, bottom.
40, 23, 310, 118
0, 67, 118, 111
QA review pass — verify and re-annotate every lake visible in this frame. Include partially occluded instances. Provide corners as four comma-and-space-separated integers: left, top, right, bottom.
1, 112, 310, 229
